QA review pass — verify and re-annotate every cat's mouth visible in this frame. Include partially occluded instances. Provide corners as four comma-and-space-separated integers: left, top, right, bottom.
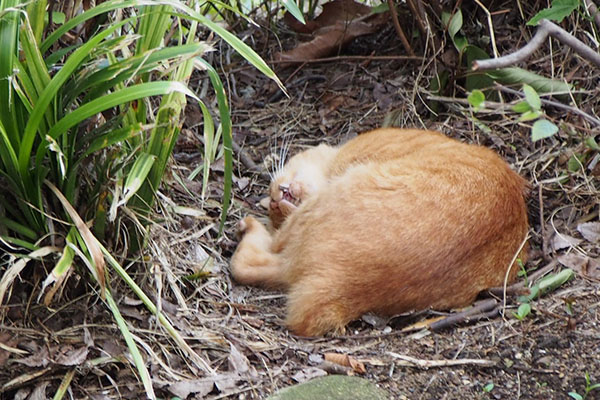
279, 184, 300, 207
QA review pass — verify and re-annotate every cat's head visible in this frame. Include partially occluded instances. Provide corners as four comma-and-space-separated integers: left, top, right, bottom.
263, 143, 337, 229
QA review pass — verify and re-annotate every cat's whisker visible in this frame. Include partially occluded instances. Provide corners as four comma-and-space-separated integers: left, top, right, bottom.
278, 134, 293, 176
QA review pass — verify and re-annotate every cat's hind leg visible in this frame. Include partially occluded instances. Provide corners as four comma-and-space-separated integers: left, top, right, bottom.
231, 216, 286, 288
285, 279, 357, 336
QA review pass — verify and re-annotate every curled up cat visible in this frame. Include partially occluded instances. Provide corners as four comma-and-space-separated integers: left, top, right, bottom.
231, 128, 529, 336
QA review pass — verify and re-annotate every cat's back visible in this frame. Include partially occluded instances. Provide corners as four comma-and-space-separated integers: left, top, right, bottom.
331, 128, 516, 176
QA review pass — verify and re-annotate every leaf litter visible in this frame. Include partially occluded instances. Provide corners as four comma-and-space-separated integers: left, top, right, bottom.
2, 1, 600, 399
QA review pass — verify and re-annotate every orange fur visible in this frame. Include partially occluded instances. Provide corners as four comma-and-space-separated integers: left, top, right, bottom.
231, 128, 529, 336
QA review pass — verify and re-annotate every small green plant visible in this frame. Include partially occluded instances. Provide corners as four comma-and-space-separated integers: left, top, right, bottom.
483, 382, 494, 393
568, 372, 600, 400
511, 84, 559, 141
513, 303, 531, 320
516, 258, 528, 286
528, 0, 579, 26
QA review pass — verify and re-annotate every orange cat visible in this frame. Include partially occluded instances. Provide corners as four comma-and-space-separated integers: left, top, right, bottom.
231, 128, 529, 336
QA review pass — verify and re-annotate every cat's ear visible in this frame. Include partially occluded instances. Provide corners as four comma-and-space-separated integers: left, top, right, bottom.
259, 196, 271, 209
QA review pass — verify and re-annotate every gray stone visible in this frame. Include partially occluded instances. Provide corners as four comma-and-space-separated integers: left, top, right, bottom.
266, 375, 390, 400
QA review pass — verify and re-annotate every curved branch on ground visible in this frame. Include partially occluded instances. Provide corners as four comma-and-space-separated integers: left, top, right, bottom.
472, 19, 600, 70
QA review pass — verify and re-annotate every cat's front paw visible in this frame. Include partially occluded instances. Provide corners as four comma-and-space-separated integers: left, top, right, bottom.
237, 216, 259, 237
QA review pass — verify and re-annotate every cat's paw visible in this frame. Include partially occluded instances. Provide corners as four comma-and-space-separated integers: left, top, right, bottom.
238, 216, 259, 236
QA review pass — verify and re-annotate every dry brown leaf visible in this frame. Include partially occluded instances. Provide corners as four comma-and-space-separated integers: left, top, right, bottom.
276, 21, 376, 63
283, 0, 371, 34
15, 347, 50, 368
323, 352, 366, 374
557, 253, 600, 278
577, 222, 600, 243
168, 379, 214, 398
552, 232, 582, 251
275, 0, 389, 65
55, 346, 88, 366
292, 367, 327, 383
228, 343, 250, 375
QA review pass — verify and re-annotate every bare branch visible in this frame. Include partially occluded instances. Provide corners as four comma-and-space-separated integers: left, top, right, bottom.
473, 19, 600, 70
388, 352, 497, 368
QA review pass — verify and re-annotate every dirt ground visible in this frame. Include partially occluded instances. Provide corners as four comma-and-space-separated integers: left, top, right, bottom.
2, 3, 600, 399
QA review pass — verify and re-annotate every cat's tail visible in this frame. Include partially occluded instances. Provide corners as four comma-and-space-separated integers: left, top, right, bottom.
231, 216, 287, 289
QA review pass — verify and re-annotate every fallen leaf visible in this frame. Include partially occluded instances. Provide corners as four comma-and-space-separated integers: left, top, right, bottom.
283, 0, 371, 34
168, 379, 214, 398
213, 373, 239, 392
577, 222, 600, 243
0, 332, 22, 367
228, 343, 250, 375
291, 367, 327, 383
15, 346, 50, 368
55, 346, 88, 366
551, 233, 582, 251
324, 352, 367, 374
557, 253, 600, 278
275, 0, 389, 65
276, 21, 378, 63
30, 381, 49, 400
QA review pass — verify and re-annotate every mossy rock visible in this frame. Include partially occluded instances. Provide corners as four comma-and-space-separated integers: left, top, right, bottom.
266, 375, 389, 400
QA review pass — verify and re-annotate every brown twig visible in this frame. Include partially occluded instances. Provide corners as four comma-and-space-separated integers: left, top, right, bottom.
406, 0, 428, 43
387, 0, 415, 56
495, 85, 600, 127
269, 54, 424, 65
428, 299, 499, 331
231, 139, 271, 180
473, 19, 600, 70
388, 352, 496, 368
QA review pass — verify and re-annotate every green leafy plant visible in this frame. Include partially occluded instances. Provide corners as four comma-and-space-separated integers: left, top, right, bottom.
511, 84, 559, 141
0, 0, 283, 396
528, 0, 579, 26
513, 303, 532, 320
483, 382, 495, 393
568, 373, 600, 400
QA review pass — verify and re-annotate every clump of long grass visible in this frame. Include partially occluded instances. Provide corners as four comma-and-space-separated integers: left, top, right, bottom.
0, 0, 284, 397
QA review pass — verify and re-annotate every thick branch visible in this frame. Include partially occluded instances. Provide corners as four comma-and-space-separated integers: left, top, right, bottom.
473, 19, 600, 70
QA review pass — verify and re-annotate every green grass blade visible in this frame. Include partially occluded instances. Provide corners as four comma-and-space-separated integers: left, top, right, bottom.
97, 241, 215, 374
104, 290, 155, 398
19, 17, 135, 175
281, 0, 305, 24
0, 1, 21, 146
195, 58, 232, 234
0, 118, 20, 180
0, 216, 38, 240
82, 123, 144, 158
25, 0, 46, 44
197, 100, 215, 199
68, 240, 155, 398
52, 369, 75, 400
71, 43, 210, 105
120, 153, 156, 206
0, 234, 37, 251
36, 81, 197, 168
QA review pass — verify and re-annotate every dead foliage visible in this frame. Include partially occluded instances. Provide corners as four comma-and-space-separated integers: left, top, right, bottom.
2, 0, 600, 399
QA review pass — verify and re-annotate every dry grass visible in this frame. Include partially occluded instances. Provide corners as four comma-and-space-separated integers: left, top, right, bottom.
2, 1, 600, 398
